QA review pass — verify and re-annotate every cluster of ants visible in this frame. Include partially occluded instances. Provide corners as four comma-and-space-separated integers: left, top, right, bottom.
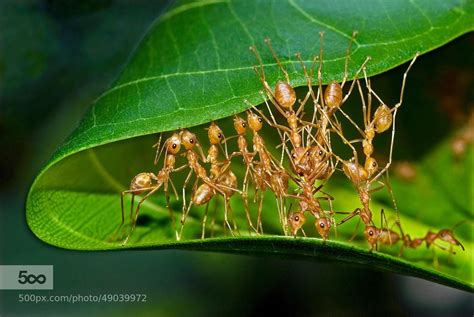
112, 32, 466, 258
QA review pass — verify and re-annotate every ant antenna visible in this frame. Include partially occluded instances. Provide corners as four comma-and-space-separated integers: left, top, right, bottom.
153, 133, 165, 165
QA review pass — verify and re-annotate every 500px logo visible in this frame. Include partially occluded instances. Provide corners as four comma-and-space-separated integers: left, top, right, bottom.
0, 265, 53, 290
17, 270, 47, 285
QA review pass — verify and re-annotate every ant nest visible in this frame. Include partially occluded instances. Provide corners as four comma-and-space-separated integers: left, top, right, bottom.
112, 32, 465, 258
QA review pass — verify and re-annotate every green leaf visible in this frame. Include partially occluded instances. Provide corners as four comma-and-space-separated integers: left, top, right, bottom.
26, 0, 474, 291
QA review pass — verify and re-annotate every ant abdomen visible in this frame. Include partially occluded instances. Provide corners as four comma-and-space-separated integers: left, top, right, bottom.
373, 104, 392, 133
324, 82, 343, 111
192, 183, 214, 206
130, 173, 156, 193
343, 161, 368, 184
274, 81, 296, 109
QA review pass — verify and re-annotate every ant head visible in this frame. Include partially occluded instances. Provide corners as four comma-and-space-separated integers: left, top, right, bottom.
364, 226, 378, 247
315, 217, 331, 240
437, 229, 465, 251
247, 112, 263, 131
288, 212, 306, 235
291, 147, 310, 175
274, 81, 296, 109
180, 130, 198, 150
374, 104, 393, 133
291, 147, 310, 162
166, 133, 181, 154
311, 145, 326, 162
364, 157, 378, 177
208, 122, 224, 145
233, 116, 247, 135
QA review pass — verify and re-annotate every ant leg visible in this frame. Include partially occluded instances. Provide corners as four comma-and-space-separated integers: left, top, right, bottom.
164, 181, 178, 240
201, 202, 210, 239
265, 38, 290, 83
337, 208, 361, 226
181, 169, 194, 215
257, 190, 265, 234
382, 173, 401, 227
206, 182, 235, 236
152, 133, 164, 165
317, 31, 325, 108
227, 198, 240, 235
179, 178, 199, 240
110, 191, 128, 242
348, 217, 361, 242
249, 44, 267, 83
223, 195, 235, 236
341, 31, 358, 87
295, 53, 317, 114
249, 45, 281, 107
301, 228, 307, 237
243, 165, 258, 234
250, 101, 291, 136
210, 198, 218, 237
122, 186, 161, 245
275, 196, 286, 235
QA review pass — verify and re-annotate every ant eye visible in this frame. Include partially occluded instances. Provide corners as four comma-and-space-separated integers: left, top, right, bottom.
258, 117, 263, 123
242, 123, 246, 128
218, 133, 222, 139
319, 150, 323, 156
320, 222, 325, 228
190, 139, 194, 144
372, 162, 377, 167
306, 151, 310, 156
172, 143, 177, 149
369, 230, 374, 236
294, 216, 299, 221
292, 154, 296, 159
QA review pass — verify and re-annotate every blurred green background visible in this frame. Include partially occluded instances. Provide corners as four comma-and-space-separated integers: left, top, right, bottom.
1, 1, 473, 315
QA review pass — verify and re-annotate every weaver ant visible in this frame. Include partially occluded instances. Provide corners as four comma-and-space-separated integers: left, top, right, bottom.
179, 129, 240, 239
114, 133, 186, 245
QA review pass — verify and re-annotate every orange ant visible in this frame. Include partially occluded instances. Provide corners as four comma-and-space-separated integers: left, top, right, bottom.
199, 122, 239, 238
245, 109, 290, 234
249, 39, 305, 150
226, 116, 259, 234
334, 53, 419, 242
114, 133, 186, 245
179, 129, 240, 239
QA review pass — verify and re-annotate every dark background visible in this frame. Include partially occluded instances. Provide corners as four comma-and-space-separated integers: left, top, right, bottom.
1, 1, 473, 316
